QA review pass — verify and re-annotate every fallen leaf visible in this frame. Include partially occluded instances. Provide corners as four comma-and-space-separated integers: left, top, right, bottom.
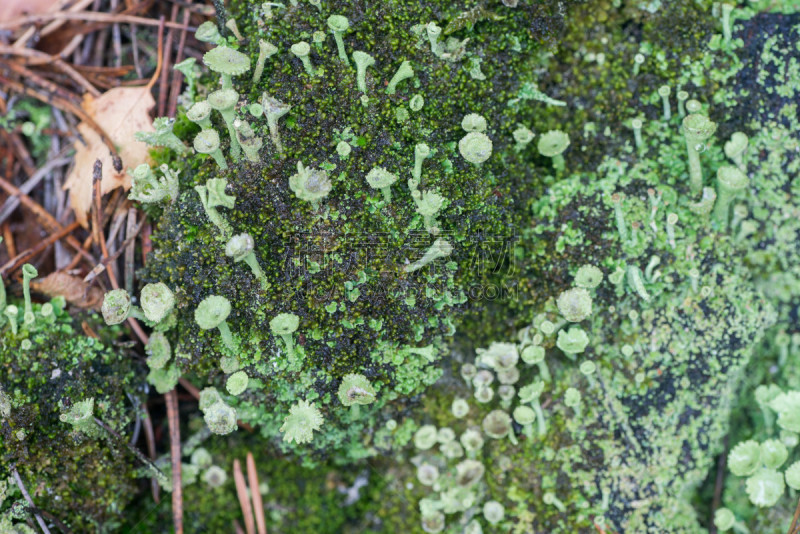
32, 271, 104, 310
63, 86, 155, 227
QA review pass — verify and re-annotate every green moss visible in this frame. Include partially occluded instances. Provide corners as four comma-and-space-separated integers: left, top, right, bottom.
0, 298, 141, 531
122, 422, 398, 533
140, 0, 568, 459
118, 1, 800, 531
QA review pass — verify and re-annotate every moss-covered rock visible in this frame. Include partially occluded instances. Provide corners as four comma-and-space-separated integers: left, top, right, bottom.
140, 0, 572, 459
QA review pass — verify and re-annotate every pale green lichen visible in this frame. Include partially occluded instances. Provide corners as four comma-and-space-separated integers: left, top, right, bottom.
365, 166, 398, 203
226, 371, 249, 396
195, 295, 236, 353
203, 46, 250, 89
337, 373, 376, 406
682, 113, 718, 194
280, 399, 324, 444
288, 161, 332, 209
458, 132, 492, 165
140, 282, 174, 324
537, 130, 570, 170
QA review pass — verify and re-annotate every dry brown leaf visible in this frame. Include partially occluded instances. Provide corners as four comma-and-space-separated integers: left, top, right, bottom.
64, 86, 155, 227
32, 271, 104, 310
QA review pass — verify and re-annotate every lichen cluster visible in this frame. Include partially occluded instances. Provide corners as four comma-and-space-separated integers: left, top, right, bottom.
131, 0, 800, 531
138, 0, 561, 459
5, 0, 800, 531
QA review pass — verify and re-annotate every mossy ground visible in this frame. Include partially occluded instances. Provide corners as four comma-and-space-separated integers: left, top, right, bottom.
136, 0, 800, 531
4, 0, 799, 532
0, 298, 141, 531
142, 0, 572, 458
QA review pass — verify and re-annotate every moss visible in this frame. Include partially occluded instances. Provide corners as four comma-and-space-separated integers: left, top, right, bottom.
117, 1, 800, 531
318, 5, 794, 531
141, 0, 572, 459
122, 423, 396, 533
0, 298, 141, 531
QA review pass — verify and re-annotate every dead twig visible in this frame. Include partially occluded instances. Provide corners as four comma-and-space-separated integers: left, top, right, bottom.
91, 159, 118, 288
0, 220, 81, 276
0, 59, 81, 106
165, 389, 184, 534
178, 378, 200, 399
0, 12, 195, 31
167, 1, 193, 118
0, 71, 119, 161
233, 459, 255, 534
0, 45, 100, 97
10, 466, 51, 534
158, 6, 179, 117
2, 223, 16, 259
788, 498, 800, 534
141, 401, 161, 504
0, 155, 71, 226
0, 174, 90, 262
63, 233, 94, 272
247, 452, 267, 534
0, 129, 36, 177
83, 215, 145, 284
11, 0, 95, 48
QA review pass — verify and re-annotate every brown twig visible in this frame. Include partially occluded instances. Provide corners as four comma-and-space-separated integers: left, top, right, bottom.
1, 129, 36, 177
141, 221, 152, 261
83, 215, 145, 284
167, 1, 193, 118
0, 71, 119, 160
91, 159, 118, 288
788, 496, 800, 534
247, 452, 267, 534
146, 16, 165, 93
165, 389, 184, 534
10, 466, 51, 534
85, 182, 149, 344
11, 0, 95, 48
141, 401, 161, 503
158, 6, 179, 117
178, 378, 201, 400
2, 222, 16, 259
0, 221, 81, 276
1, 58, 81, 105
0, 171, 95, 266
81, 320, 99, 338
63, 233, 94, 272
234, 459, 255, 534
0, 12, 195, 31
0, 45, 100, 97
0, 154, 72, 226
